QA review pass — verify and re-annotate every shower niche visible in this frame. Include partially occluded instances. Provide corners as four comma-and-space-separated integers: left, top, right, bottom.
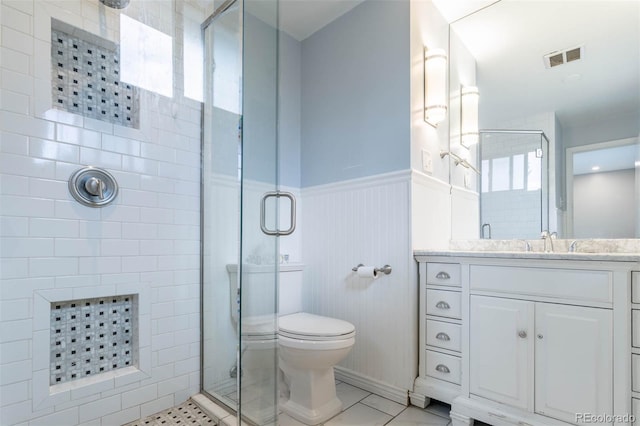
50, 19, 139, 128
49, 295, 138, 386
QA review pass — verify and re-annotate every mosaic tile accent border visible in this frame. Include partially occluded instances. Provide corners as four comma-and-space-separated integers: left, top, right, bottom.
124, 400, 216, 426
51, 20, 139, 128
50, 295, 137, 385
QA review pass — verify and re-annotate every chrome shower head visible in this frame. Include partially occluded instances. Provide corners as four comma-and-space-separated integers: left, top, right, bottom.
100, 0, 130, 9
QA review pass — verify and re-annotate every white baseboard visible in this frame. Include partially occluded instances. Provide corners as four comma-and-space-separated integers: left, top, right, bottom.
334, 366, 409, 406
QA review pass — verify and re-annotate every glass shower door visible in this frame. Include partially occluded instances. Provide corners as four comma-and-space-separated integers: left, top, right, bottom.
201, 0, 280, 424
479, 130, 549, 239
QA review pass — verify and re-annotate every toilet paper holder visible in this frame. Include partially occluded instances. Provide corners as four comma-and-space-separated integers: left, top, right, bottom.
351, 264, 392, 275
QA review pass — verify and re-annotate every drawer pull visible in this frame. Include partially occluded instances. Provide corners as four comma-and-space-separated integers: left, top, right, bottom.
435, 332, 450, 341
435, 364, 450, 374
436, 271, 451, 280
435, 301, 450, 310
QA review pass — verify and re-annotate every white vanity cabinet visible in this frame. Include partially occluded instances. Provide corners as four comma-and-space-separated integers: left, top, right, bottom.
412, 253, 640, 426
469, 295, 534, 411
412, 262, 463, 406
470, 296, 612, 422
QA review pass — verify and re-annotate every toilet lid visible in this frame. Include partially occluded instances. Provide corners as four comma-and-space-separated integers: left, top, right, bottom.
278, 312, 355, 341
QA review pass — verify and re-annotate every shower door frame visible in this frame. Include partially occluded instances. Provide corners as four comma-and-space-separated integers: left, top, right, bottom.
199, 0, 244, 415
200, 0, 282, 423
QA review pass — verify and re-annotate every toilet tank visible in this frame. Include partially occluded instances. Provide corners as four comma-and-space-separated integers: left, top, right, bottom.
279, 263, 304, 316
226, 263, 304, 322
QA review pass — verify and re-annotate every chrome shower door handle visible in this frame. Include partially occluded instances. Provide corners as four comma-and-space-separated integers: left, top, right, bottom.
260, 191, 297, 236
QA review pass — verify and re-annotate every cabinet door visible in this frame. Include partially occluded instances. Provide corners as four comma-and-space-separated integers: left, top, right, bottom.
535, 303, 612, 424
470, 295, 534, 410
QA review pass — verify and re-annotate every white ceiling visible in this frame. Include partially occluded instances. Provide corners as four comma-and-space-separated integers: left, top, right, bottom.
446, 0, 640, 129
279, 0, 366, 40
573, 144, 639, 175
432, 0, 498, 24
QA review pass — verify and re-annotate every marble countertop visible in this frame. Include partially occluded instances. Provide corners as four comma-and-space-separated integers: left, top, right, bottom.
414, 239, 640, 262
414, 250, 640, 262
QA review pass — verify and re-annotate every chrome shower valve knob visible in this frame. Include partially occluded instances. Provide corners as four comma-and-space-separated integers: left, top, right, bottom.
69, 166, 118, 207
84, 177, 105, 199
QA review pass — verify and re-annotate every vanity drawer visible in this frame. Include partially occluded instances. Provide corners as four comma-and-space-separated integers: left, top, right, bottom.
633, 310, 640, 348
470, 265, 611, 304
633, 354, 640, 392
426, 289, 462, 319
632, 272, 640, 303
426, 319, 461, 352
426, 350, 461, 385
426, 263, 461, 287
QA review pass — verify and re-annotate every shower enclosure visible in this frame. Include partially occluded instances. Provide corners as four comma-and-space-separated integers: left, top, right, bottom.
201, 0, 281, 424
479, 130, 549, 239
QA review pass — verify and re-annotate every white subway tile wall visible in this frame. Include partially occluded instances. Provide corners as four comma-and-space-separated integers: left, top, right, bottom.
0, 1, 205, 424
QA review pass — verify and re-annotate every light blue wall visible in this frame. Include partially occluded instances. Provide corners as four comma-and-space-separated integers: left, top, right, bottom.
278, 32, 302, 188
300, 0, 410, 187
243, 12, 278, 184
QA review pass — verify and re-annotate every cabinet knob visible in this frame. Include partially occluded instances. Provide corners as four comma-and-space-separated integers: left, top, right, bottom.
435, 301, 450, 310
537, 334, 544, 339
435, 364, 450, 374
435, 332, 450, 341
436, 271, 451, 280
518, 330, 527, 339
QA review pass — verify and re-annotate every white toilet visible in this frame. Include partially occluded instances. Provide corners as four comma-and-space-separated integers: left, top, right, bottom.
227, 263, 356, 425
278, 311, 355, 424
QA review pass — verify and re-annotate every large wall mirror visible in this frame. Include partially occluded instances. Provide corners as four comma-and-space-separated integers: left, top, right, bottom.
447, 0, 640, 240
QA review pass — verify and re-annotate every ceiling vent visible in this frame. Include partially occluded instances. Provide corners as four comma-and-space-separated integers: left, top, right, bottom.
543, 45, 584, 68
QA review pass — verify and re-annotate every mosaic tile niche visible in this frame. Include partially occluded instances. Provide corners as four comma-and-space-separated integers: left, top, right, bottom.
51, 20, 139, 128
50, 295, 138, 385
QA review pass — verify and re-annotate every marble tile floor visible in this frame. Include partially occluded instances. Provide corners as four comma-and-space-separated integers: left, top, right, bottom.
130, 382, 493, 426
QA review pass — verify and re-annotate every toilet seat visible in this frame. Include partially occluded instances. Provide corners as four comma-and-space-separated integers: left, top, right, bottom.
278, 312, 355, 341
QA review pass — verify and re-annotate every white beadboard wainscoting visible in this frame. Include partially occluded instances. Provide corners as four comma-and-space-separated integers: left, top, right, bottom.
411, 170, 452, 250
451, 185, 480, 240
300, 170, 417, 403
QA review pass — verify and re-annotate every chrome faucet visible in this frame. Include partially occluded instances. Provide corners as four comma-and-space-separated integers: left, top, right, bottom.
481, 223, 492, 239
569, 240, 579, 253
541, 230, 556, 253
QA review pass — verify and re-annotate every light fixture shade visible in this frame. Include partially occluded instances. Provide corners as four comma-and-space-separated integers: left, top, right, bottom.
424, 48, 447, 127
461, 85, 479, 148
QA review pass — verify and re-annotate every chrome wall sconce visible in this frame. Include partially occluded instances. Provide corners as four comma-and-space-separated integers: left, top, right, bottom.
424, 48, 447, 127
460, 85, 479, 149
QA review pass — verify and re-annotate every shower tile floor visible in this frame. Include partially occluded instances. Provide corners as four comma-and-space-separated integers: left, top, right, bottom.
123, 400, 215, 426
130, 382, 493, 425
